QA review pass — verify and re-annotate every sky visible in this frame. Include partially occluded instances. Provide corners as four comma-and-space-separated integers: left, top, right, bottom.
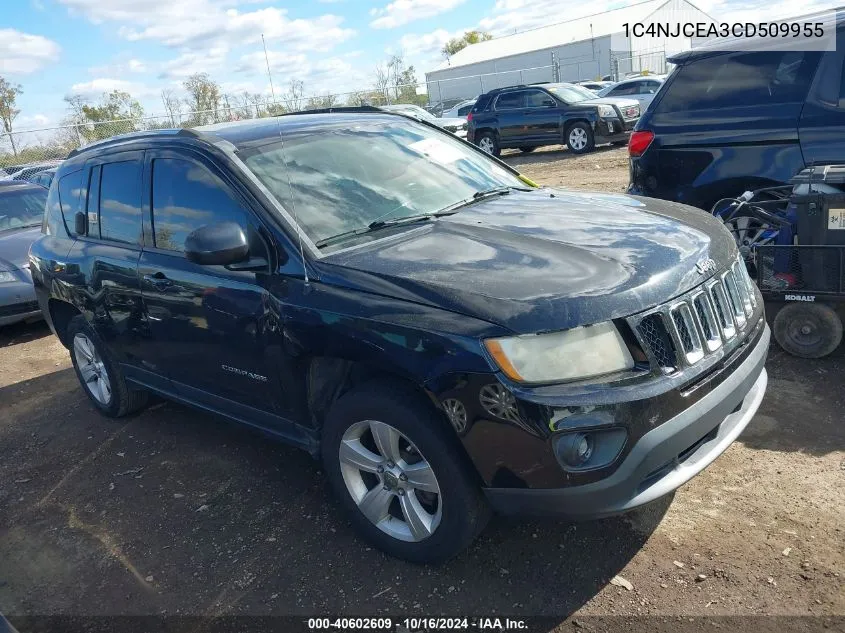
0, 0, 833, 133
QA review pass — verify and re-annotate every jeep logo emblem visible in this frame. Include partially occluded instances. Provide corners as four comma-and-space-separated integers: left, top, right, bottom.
695, 258, 718, 275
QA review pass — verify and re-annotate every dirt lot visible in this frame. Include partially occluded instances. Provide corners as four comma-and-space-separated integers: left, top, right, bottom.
0, 145, 843, 631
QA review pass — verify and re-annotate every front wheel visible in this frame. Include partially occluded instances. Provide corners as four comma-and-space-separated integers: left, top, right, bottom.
773, 303, 843, 359
566, 122, 594, 154
322, 382, 490, 563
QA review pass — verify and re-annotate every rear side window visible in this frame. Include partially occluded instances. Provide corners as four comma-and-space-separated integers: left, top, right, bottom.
495, 91, 523, 109
457, 104, 473, 116
57, 168, 83, 221
97, 161, 143, 245
610, 83, 638, 96
151, 158, 248, 253
657, 51, 821, 112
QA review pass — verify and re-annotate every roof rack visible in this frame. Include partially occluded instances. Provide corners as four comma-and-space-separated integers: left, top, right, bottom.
66, 128, 204, 159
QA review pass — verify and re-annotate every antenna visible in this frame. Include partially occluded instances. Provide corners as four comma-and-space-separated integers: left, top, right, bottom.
272, 117, 309, 284
262, 34, 277, 103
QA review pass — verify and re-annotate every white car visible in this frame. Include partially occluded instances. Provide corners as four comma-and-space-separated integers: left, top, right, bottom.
440, 99, 476, 119
380, 104, 468, 139
598, 76, 666, 110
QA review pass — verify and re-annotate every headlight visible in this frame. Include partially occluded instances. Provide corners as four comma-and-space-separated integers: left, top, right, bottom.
597, 105, 616, 117
0, 270, 16, 283
483, 322, 634, 384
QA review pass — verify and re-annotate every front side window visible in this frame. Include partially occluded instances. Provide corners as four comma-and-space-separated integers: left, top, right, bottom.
524, 90, 556, 108
151, 158, 248, 252
0, 187, 47, 231
97, 161, 142, 245
243, 118, 525, 246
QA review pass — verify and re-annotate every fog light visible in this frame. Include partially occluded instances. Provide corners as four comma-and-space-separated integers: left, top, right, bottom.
557, 433, 594, 468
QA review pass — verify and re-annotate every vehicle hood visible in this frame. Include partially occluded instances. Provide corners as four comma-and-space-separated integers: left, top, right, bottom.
0, 226, 40, 271
433, 117, 468, 130
321, 189, 737, 334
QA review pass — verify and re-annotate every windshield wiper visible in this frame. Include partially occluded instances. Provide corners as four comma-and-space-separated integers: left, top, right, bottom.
315, 213, 443, 249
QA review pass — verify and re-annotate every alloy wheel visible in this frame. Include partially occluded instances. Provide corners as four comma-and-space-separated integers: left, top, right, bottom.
73, 333, 112, 405
339, 420, 442, 542
478, 137, 495, 154
568, 127, 588, 151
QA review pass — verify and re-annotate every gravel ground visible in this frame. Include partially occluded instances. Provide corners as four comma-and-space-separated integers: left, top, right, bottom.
0, 145, 843, 632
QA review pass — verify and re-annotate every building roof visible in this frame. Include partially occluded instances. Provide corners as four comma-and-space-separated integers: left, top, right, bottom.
431, 0, 670, 72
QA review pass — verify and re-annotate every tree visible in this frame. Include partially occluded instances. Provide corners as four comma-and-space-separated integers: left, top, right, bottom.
305, 93, 339, 110
374, 55, 425, 105
65, 90, 145, 142
161, 89, 182, 126
0, 78, 23, 156
182, 73, 221, 125
282, 79, 305, 112
442, 31, 493, 59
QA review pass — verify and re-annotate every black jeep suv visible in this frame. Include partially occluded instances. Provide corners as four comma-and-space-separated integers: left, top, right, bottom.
467, 83, 641, 156
31, 111, 768, 563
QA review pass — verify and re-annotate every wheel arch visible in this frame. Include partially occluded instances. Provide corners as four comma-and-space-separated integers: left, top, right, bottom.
48, 299, 83, 348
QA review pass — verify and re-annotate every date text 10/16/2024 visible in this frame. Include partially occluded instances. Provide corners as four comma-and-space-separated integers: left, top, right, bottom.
307, 617, 528, 631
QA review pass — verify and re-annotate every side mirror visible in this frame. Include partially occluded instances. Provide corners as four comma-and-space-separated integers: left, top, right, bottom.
185, 222, 249, 266
74, 212, 86, 236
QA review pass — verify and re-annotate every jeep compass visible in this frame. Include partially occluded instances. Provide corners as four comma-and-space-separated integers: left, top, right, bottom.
30, 111, 769, 563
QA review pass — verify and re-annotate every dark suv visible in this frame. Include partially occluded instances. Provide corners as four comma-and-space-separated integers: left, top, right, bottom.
467, 83, 641, 156
31, 111, 768, 563
628, 27, 845, 209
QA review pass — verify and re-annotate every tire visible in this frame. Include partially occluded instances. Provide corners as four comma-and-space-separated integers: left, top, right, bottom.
519, 146, 538, 153
476, 133, 500, 157
566, 122, 595, 154
321, 381, 490, 563
67, 315, 148, 417
773, 303, 843, 359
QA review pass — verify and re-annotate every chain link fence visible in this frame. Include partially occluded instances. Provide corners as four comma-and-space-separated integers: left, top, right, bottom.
0, 50, 668, 175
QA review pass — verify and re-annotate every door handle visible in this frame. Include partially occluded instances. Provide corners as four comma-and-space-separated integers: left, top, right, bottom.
143, 273, 173, 291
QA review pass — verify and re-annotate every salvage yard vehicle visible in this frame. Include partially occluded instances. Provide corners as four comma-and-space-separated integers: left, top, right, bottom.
379, 104, 468, 138
467, 83, 640, 155
0, 181, 47, 327
628, 23, 845, 210
31, 111, 768, 563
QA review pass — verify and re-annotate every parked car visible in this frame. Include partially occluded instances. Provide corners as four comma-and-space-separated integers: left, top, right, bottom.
467, 83, 640, 155
29, 167, 58, 189
379, 104, 468, 138
440, 98, 476, 119
8, 160, 64, 183
597, 76, 665, 109
577, 80, 614, 92
31, 113, 768, 563
628, 32, 843, 210
0, 181, 47, 327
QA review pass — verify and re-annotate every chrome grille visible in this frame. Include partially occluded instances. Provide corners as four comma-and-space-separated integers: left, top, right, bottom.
629, 256, 759, 372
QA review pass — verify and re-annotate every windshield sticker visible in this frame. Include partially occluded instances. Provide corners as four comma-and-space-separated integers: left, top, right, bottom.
409, 138, 465, 165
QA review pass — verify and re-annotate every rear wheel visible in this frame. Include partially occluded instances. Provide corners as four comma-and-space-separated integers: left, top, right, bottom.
67, 316, 148, 417
773, 303, 843, 359
476, 133, 500, 157
566, 122, 594, 154
322, 382, 490, 563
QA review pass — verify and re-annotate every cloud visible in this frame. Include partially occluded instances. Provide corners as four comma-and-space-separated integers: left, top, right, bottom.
159, 47, 230, 79
370, 0, 467, 29
0, 29, 61, 74
234, 50, 367, 96
89, 57, 148, 76
70, 78, 154, 98
478, 0, 615, 35
400, 27, 465, 58
58, 0, 354, 54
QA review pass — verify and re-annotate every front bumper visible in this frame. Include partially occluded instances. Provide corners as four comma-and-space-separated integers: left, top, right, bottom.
596, 117, 637, 144
0, 271, 41, 327
484, 324, 769, 518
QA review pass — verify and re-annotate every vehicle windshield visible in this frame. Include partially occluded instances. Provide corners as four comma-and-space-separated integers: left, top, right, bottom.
382, 104, 436, 121
597, 84, 615, 97
547, 84, 598, 103
0, 187, 47, 231
243, 118, 526, 246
